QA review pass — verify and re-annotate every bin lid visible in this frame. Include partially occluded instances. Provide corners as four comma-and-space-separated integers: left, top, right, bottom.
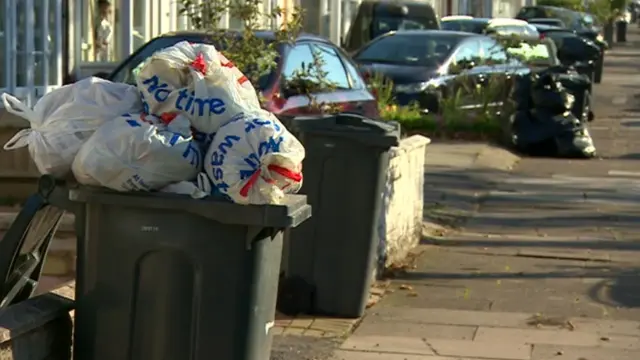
69, 188, 311, 228
283, 113, 400, 148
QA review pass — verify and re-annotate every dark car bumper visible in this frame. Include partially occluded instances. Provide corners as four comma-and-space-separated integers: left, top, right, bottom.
394, 91, 440, 114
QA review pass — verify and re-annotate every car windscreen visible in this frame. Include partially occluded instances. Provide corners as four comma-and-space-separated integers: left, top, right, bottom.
355, 33, 460, 67
115, 35, 275, 90
503, 39, 558, 66
370, 16, 436, 38
441, 20, 487, 34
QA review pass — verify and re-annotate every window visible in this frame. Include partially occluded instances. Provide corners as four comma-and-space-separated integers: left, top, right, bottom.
453, 40, 480, 64
312, 44, 350, 89
282, 44, 317, 84
340, 53, 366, 89
480, 39, 507, 65
355, 34, 460, 67
370, 15, 434, 38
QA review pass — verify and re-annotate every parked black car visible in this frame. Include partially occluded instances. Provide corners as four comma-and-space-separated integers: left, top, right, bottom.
343, 0, 440, 53
532, 24, 602, 83
526, 17, 566, 27
516, 6, 607, 50
352, 30, 528, 114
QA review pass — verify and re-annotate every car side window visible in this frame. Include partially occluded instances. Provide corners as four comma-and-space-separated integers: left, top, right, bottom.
453, 40, 480, 65
282, 44, 319, 85
480, 39, 508, 65
311, 43, 351, 90
334, 48, 365, 90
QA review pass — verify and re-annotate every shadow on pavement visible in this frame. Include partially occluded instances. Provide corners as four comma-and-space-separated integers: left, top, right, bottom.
588, 268, 640, 308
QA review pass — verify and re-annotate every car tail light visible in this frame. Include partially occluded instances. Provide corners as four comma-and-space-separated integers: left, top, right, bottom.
362, 70, 371, 83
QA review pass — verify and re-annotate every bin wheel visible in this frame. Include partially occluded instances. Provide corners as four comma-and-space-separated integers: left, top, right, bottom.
582, 91, 593, 123
277, 276, 315, 316
594, 56, 603, 84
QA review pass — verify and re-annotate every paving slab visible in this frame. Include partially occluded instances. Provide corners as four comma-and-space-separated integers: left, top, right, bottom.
425, 338, 531, 360
340, 335, 435, 355
531, 344, 640, 360
353, 321, 477, 340
331, 351, 454, 360
474, 327, 601, 347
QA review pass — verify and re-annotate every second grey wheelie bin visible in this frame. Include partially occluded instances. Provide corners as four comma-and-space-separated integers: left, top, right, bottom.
278, 113, 399, 318
69, 187, 311, 360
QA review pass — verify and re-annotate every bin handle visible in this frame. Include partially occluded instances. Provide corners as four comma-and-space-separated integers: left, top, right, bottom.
335, 113, 397, 133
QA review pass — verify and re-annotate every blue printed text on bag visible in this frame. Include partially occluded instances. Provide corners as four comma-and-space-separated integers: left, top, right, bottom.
142, 75, 227, 117
209, 134, 242, 192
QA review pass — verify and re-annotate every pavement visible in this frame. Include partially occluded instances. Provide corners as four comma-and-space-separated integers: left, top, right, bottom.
322, 25, 640, 360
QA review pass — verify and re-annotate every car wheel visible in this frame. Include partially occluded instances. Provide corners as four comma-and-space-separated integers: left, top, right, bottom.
594, 55, 604, 84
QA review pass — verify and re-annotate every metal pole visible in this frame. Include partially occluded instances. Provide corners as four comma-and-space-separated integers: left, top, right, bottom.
319, 0, 327, 36
73, 0, 82, 68
54, 0, 63, 87
41, 0, 50, 97
9, 0, 17, 95
26, 0, 35, 105
3, 0, 12, 92
329, 0, 341, 44
119, 0, 133, 59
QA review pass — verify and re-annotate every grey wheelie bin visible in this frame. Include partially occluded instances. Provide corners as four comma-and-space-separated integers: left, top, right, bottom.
278, 113, 400, 318
69, 187, 311, 360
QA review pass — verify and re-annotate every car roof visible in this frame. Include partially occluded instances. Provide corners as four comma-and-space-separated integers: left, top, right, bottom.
528, 17, 564, 22
388, 29, 477, 38
535, 24, 573, 32
532, 23, 563, 30
441, 15, 474, 21
487, 18, 529, 27
361, 0, 434, 5
158, 30, 333, 44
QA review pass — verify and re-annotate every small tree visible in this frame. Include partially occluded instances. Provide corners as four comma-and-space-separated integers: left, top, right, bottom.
178, 0, 339, 112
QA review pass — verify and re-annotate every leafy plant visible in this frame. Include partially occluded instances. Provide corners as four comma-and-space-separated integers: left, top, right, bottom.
178, 0, 338, 112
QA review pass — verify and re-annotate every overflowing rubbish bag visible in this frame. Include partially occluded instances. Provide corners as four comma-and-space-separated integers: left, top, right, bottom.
1, 40, 304, 205
72, 112, 202, 191
1, 77, 142, 178
136, 41, 262, 142
509, 72, 596, 158
205, 111, 304, 205
539, 65, 593, 122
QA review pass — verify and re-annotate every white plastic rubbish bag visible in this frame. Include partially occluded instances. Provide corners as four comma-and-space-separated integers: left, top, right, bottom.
1, 77, 142, 178
205, 111, 305, 205
72, 112, 202, 191
136, 41, 261, 140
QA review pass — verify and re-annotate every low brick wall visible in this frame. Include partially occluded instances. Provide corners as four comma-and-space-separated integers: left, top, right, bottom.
0, 293, 73, 360
376, 135, 430, 278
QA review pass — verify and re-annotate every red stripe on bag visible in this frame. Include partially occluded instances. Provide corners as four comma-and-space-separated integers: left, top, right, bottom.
238, 165, 302, 198
191, 53, 207, 74
239, 169, 262, 198
268, 165, 302, 182
159, 112, 178, 124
